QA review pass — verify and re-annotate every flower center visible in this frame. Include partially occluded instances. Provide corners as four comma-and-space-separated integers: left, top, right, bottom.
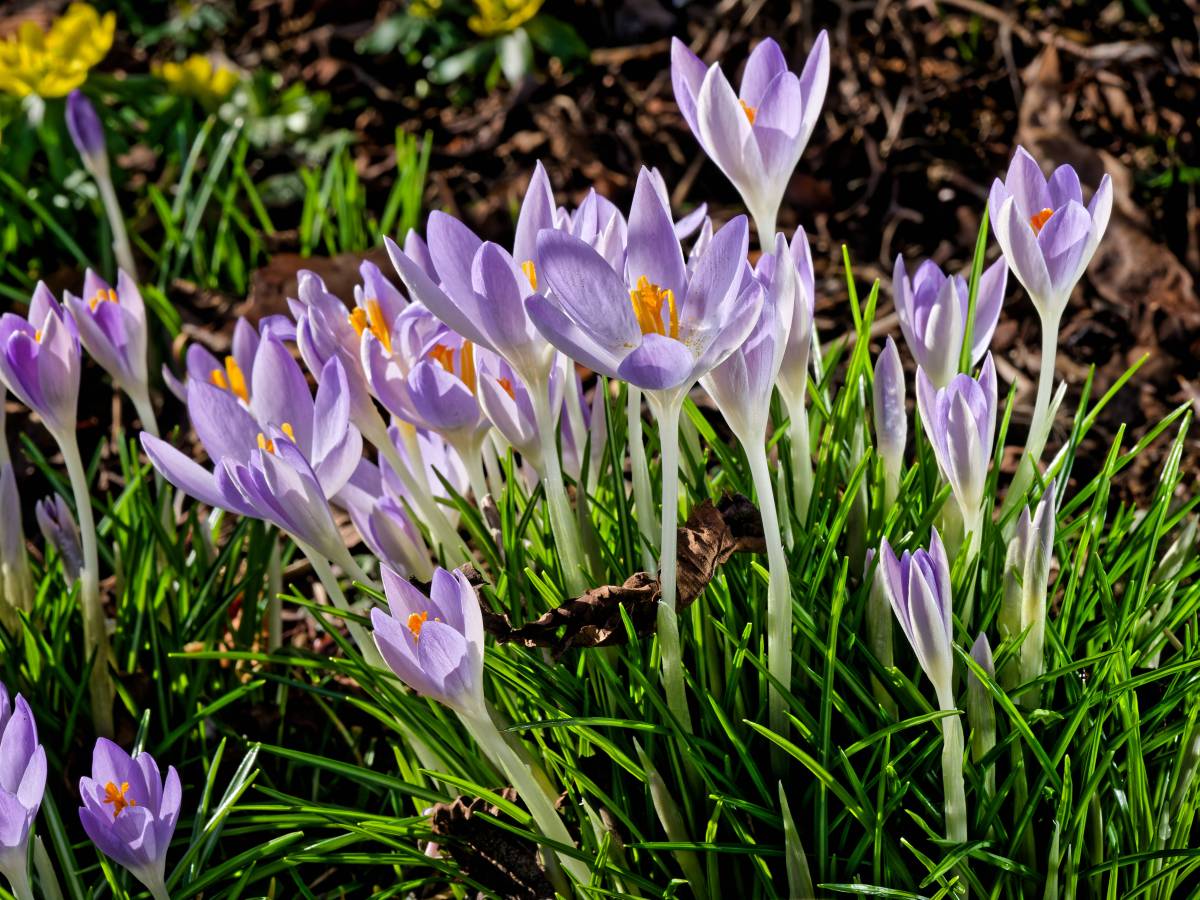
102, 781, 136, 818
521, 260, 538, 292
498, 376, 516, 399
429, 341, 477, 394
406, 610, 428, 638
349, 299, 392, 353
1029, 208, 1054, 235
255, 422, 294, 454
88, 288, 118, 311
628, 275, 678, 339
210, 356, 249, 403
740, 99, 757, 124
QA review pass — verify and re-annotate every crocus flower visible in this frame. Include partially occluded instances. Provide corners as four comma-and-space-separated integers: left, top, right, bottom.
475, 351, 558, 475
0, 683, 47, 899
335, 460, 432, 581
530, 167, 759, 396
877, 529, 954, 709
79, 739, 180, 899
64, 270, 153, 420
916, 354, 997, 539
893, 256, 1007, 388
967, 632, 997, 795
999, 482, 1055, 702
671, 33, 830, 240
0, 284, 80, 440
0, 412, 33, 622
773, 227, 815, 416
36, 493, 83, 585
988, 146, 1112, 325
371, 566, 485, 715
66, 89, 106, 174
873, 336, 906, 509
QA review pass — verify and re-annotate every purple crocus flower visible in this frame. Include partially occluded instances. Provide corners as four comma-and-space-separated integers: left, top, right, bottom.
64, 270, 153, 419
873, 335, 906, 505
0, 284, 80, 440
877, 529, 955, 709
36, 494, 82, 585
988, 146, 1112, 324
700, 233, 789, 441
893, 256, 1007, 388
530, 167, 760, 395
66, 89, 107, 173
671, 33, 830, 240
79, 739, 180, 898
0, 684, 47, 899
916, 354, 997, 536
475, 351, 559, 476
773, 227, 815, 417
371, 566, 485, 715
335, 460, 432, 581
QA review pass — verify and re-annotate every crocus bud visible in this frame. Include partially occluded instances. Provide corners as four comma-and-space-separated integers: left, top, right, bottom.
66, 89, 108, 176
877, 528, 955, 710
873, 336, 906, 507
0, 432, 34, 622
916, 353, 997, 542
78, 739, 181, 898
774, 227, 816, 417
893, 257, 1007, 389
967, 632, 997, 796
998, 483, 1056, 703
36, 494, 83, 585
371, 566, 485, 716
0, 683, 47, 899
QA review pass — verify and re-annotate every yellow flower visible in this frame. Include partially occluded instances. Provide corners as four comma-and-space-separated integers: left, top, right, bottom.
0, 3, 115, 99
468, 0, 544, 36
408, 0, 443, 18
155, 54, 239, 111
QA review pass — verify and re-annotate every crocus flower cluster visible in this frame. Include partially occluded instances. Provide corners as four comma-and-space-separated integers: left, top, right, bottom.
0, 683, 46, 900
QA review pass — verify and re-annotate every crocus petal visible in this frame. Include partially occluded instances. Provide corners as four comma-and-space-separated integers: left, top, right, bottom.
251, 334, 314, 454
616, 333, 695, 391
536, 229, 640, 351
626, 168, 688, 305
740, 37, 787, 107
670, 37, 707, 135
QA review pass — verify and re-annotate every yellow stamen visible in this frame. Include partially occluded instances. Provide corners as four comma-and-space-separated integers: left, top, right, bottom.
429, 343, 454, 373
102, 781, 135, 818
428, 342, 479, 395
498, 377, 516, 399
256, 432, 275, 454
628, 276, 677, 339
461, 341, 476, 395
1030, 208, 1054, 234
88, 288, 118, 311
521, 260, 538, 291
740, 99, 757, 124
210, 368, 229, 391
280, 422, 295, 442
349, 300, 392, 353
34, 330, 43, 343
223, 356, 249, 403
406, 610, 428, 638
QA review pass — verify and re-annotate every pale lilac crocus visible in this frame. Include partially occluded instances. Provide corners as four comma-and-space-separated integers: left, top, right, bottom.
873, 336, 906, 510
772, 227, 816, 518
916, 353, 997, 563
701, 233, 792, 739
79, 739, 180, 900
893, 256, 1007, 388
877, 528, 967, 848
0, 284, 80, 441
36, 494, 82, 585
1000, 482, 1056, 705
671, 33, 830, 244
0, 683, 47, 900
475, 351, 559, 477
336, 460, 432, 581
64, 269, 157, 433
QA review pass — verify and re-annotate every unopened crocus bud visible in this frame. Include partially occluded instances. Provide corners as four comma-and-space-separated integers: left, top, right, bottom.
36, 494, 83, 585
0, 682, 47, 900
78, 739, 181, 899
66, 90, 108, 175
1140, 517, 1198, 667
998, 482, 1056, 702
967, 632, 996, 796
0, 412, 34, 622
864, 548, 896, 718
873, 336, 906, 508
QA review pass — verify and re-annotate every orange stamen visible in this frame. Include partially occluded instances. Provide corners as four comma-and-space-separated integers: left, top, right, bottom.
256, 432, 275, 454
740, 99, 757, 124
223, 356, 249, 403
1029, 208, 1054, 234
521, 260, 538, 291
406, 610, 428, 638
461, 341, 476, 395
498, 377, 516, 399
350, 300, 392, 353
628, 276, 677, 339
102, 781, 135, 818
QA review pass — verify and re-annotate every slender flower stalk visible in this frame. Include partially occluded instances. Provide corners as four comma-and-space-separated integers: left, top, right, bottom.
370, 566, 589, 888
989, 148, 1111, 511
66, 90, 137, 280
877, 529, 968, 880
627, 386, 658, 571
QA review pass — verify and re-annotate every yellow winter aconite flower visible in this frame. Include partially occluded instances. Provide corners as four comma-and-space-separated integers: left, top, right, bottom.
155, 55, 239, 111
0, 3, 115, 99
468, 0, 544, 37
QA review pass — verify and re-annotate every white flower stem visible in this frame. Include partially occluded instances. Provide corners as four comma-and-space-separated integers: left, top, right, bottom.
530, 389, 588, 598
627, 386, 659, 571
482, 433, 506, 501
941, 712, 970, 895
788, 399, 813, 523
746, 442, 793, 750
130, 391, 159, 440
459, 706, 590, 890
1, 858, 35, 900
304, 548, 385, 670
60, 436, 115, 737
648, 391, 691, 732
1004, 313, 1061, 518
147, 882, 171, 900
94, 170, 138, 281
